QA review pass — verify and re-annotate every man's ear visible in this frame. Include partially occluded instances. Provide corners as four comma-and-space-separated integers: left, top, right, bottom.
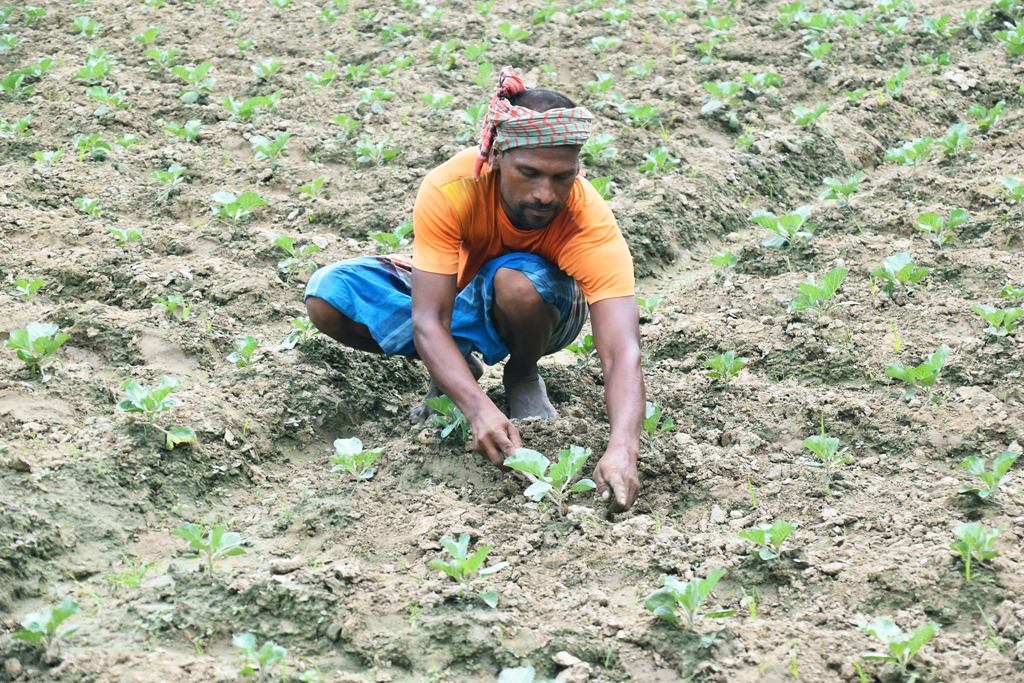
489, 148, 502, 172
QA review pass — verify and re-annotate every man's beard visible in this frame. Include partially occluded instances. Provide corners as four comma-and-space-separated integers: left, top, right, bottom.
500, 186, 562, 231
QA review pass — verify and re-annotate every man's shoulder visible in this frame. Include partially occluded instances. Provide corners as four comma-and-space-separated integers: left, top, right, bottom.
422, 147, 485, 190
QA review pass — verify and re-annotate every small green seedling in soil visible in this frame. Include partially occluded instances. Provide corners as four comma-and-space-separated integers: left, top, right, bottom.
644, 570, 734, 630
11, 278, 44, 299
281, 317, 319, 349
788, 267, 855, 318
582, 133, 617, 165
589, 176, 614, 200
970, 305, 1022, 336
172, 62, 215, 103
107, 226, 144, 260
329, 437, 385, 495
380, 24, 408, 45
583, 72, 622, 110
587, 35, 621, 60
916, 209, 967, 248
704, 351, 746, 383
637, 294, 662, 319
968, 100, 1005, 131
621, 103, 662, 129
465, 42, 490, 63
72, 134, 111, 161
659, 10, 685, 24
30, 150, 63, 166
220, 92, 281, 121
884, 137, 933, 174
172, 523, 245, 580
802, 41, 832, 69
739, 520, 795, 561
498, 666, 555, 683
1001, 284, 1023, 305
428, 533, 509, 592
695, 36, 724, 64
12, 596, 80, 654
250, 132, 291, 164
250, 58, 282, 81
700, 81, 743, 112
886, 344, 950, 400
457, 101, 488, 143
75, 56, 112, 85
22, 7, 48, 26
117, 375, 196, 449
996, 177, 1024, 220
274, 235, 319, 276
950, 523, 1001, 581
470, 62, 494, 90
427, 39, 462, 71
749, 206, 816, 249
331, 114, 359, 141
506, 446, 595, 519
0, 114, 33, 143
72, 15, 102, 37
871, 252, 931, 295
0, 71, 34, 101
959, 451, 1018, 503
791, 104, 829, 127
115, 134, 138, 149
860, 618, 940, 679
425, 395, 471, 441
803, 418, 850, 481
75, 196, 103, 218
920, 52, 950, 74
603, 6, 632, 27
106, 555, 157, 589
227, 336, 262, 367
883, 66, 910, 99
642, 403, 676, 450
922, 13, 957, 37
566, 333, 597, 367
819, 172, 862, 207
145, 48, 180, 71
627, 60, 656, 79
356, 135, 401, 165
233, 633, 286, 683
994, 23, 1024, 55
303, 70, 336, 93
153, 293, 194, 321
936, 123, 972, 158
299, 177, 327, 204
636, 147, 680, 176
497, 22, 531, 42
211, 191, 268, 225
739, 72, 781, 95
421, 92, 454, 115
153, 164, 186, 199
4, 322, 69, 377
164, 120, 201, 144
131, 25, 162, 44
369, 220, 414, 253
709, 251, 738, 276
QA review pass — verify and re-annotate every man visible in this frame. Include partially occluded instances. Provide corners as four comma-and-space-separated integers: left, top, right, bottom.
305, 67, 645, 511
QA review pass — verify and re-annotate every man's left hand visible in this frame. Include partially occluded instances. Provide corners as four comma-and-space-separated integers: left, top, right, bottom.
593, 446, 640, 513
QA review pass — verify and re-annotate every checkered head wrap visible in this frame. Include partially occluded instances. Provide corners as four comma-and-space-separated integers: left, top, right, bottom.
474, 66, 594, 179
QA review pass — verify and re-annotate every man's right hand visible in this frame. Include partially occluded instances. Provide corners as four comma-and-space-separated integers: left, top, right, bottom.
468, 403, 522, 467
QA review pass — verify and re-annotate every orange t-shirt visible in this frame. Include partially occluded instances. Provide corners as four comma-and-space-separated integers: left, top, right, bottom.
411, 147, 635, 304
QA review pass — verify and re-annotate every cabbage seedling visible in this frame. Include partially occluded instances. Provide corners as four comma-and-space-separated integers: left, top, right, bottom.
424, 395, 470, 441
250, 58, 282, 81
303, 69, 336, 93
274, 235, 319, 275
996, 177, 1024, 220
920, 52, 950, 73
950, 523, 1001, 581
331, 114, 359, 140
164, 120, 200, 143
233, 633, 286, 682
153, 164, 186, 199
704, 351, 746, 383
470, 62, 494, 90
587, 35, 621, 61
859, 618, 940, 679
970, 305, 1022, 336
75, 196, 103, 217
637, 294, 662, 318
801, 41, 832, 68
709, 251, 737, 275
505, 446, 596, 519
72, 15, 102, 37
968, 100, 1004, 131
107, 226, 144, 260
421, 92, 454, 115
428, 534, 509, 591
299, 177, 326, 205
228, 336, 263, 367
565, 333, 597, 367
738, 520, 795, 560
456, 101, 488, 143
428, 39, 462, 70
117, 376, 197, 449
627, 59, 655, 79
465, 41, 490, 63
819, 172, 862, 207
30, 150, 63, 166
220, 92, 280, 120
250, 132, 291, 165
1001, 284, 1023, 304
644, 569, 734, 629
0, 70, 34, 100
636, 147, 679, 176
603, 6, 632, 27
145, 47, 180, 71
381, 24, 408, 44
884, 138, 933, 174
994, 23, 1024, 55
153, 293, 194, 321
11, 278, 43, 299
589, 177, 614, 200
172, 523, 245, 580
791, 104, 828, 127
329, 437, 384, 495
211, 191, 268, 225
885, 344, 950, 399
583, 72, 622, 110
281, 317, 319, 348
739, 72, 781, 94
12, 596, 80, 654
700, 81, 743, 112
22, 7, 48, 26
915, 209, 967, 248
356, 135, 401, 165
0, 114, 33, 143
922, 13, 957, 37
4, 322, 69, 377
642, 403, 675, 450
788, 267, 855, 318
959, 451, 1018, 503
115, 134, 138, 149
72, 134, 111, 161
131, 25, 162, 44
582, 133, 617, 165
871, 252, 931, 295
883, 66, 910, 99
369, 221, 413, 253
497, 22, 531, 42
803, 418, 849, 481
749, 206, 815, 249
172, 62, 215, 103
621, 103, 662, 129
695, 37, 723, 64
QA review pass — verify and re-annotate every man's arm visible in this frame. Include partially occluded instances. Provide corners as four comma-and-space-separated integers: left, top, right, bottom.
589, 296, 645, 512
411, 266, 522, 466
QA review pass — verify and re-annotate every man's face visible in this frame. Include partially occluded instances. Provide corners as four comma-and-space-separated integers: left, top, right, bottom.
491, 146, 580, 231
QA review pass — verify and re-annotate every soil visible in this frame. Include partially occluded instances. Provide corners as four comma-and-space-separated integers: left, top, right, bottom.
1, 0, 1024, 682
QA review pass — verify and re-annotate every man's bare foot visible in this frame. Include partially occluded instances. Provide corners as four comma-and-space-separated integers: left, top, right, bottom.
504, 374, 558, 419
410, 353, 485, 423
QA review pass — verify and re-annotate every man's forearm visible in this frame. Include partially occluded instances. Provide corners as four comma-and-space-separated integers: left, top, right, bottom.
603, 345, 645, 455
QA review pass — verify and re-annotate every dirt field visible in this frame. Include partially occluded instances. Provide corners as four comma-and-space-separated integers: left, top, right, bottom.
1, 0, 1024, 681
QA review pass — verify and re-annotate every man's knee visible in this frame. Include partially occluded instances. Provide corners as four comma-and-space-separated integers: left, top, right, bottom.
493, 267, 558, 326
305, 296, 336, 332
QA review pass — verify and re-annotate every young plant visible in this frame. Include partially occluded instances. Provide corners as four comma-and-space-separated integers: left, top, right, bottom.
497, 22, 531, 42
274, 235, 319, 275
106, 555, 158, 588
428, 39, 461, 70
72, 15, 102, 37
470, 61, 494, 90
642, 403, 676, 450
227, 336, 262, 368
915, 209, 967, 248
871, 252, 931, 295
356, 135, 401, 165
738, 520, 795, 561
803, 418, 850, 481
936, 122, 972, 158
583, 72, 622, 110
637, 294, 662, 318
582, 133, 618, 165
172, 523, 245, 580
281, 317, 320, 349
627, 60, 655, 79
421, 92, 454, 115
504, 446, 596, 520
250, 58, 282, 81
424, 395, 470, 441
709, 251, 738, 276
11, 278, 44, 299
704, 351, 746, 383
959, 451, 1018, 503
75, 196, 103, 218
565, 333, 597, 367
250, 132, 291, 164
749, 206, 816, 249
299, 177, 326, 205
860, 619, 940, 679
220, 92, 280, 120
145, 47, 180, 71
997, 177, 1024, 220
791, 104, 829, 127
802, 41, 832, 69
233, 633, 286, 683
587, 35, 621, 60
994, 23, 1024, 55
331, 114, 359, 141
922, 13, 957, 37
950, 524, 1001, 581
72, 134, 111, 161
153, 292, 195, 321
153, 164, 186, 199
0, 70, 34, 101
211, 191, 268, 225
4, 322, 69, 377
329, 437, 384, 495
621, 103, 662, 129
883, 66, 910, 99
428, 533, 509, 591
919, 52, 950, 73
968, 100, 1005, 131
30, 150, 63, 166
636, 147, 680, 176
589, 177, 614, 200
117, 376, 196, 448
970, 305, 1022, 336
695, 36, 724, 64
369, 221, 414, 253
644, 569, 734, 629
739, 72, 781, 94
456, 100, 488, 143
87, 87, 130, 116
885, 344, 951, 399
884, 137, 933, 174
12, 597, 80, 654
788, 267, 854, 318
171, 62, 215, 103
700, 81, 743, 112
0, 114, 33, 143
107, 226, 145, 260
819, 172, 862, 207
303, 69, 336, 94
1001, 284, 1023, 304
131, 25, 162, 44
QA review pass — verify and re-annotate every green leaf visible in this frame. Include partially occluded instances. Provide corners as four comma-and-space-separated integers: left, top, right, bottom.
165, 426, 195, 449
524, 480, 553, 501
570, 478, 596, 492
504, 448, 550, 478
479, 590, 499, 608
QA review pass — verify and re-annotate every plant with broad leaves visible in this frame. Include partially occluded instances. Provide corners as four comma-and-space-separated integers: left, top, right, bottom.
429, 533, 509, 592
4, 322, 69, 377
428, 39, 461, 70
303, 69, 335, 93
922, 13, 957, 37
0, 70, 34, 100
421, 92, 454, 115
637, 147, 679, 176
470, 61, 494, 90
0, 114, 33, 143
621, 103, 662, 129
968, 100, 1004, 131
583, 72, 623, 110
274, 235, 319, 276
117, 376, 195, 448
211, 191, 268, 225
498, 667, 555, 683
356, 135, 401, 165
172, 523, 245, 580
87, 86, 130, 116
959, 451, 1018, 503
627, 59, 655, 79
357, 87, 396, 114
920, 52, 950, 73
859, 618, 940, 679
30, 150, 63, 166
791, 104, 829, 127
700, 81, 743, 112
505, 446, 596, 520
131, 25, 162, 44
456, 100, 488, 143
145, 47, 180, 71
996, 177, 1024, 220
951, 523, 1001, 581
163, 119, 201, 144
153, 164, 186, 200
871, 252, 931, 295
582, 133, 617, 165
659, 10, 685, 23
788, 267, 855, 318
172, 62, 215, 103
497, 21, 531, 42
108, 226, 144, 260
281, 317, 320, 349
704, 351, 746, 383
465, 41, 490, 63
299, 177, 326, 204
72, 133, 111, 161
802, 41, 832, 68
220, 92, 281, 120
739, 72, 780, 94
566, 333, 597, 367
885, 137, 933, 174
153, 292, 194, 321
75, 55, 111, 85
637, 294, 662, 318
369, 220, 414, 253
709, 251, 738, 276
589, 176, 614, 200
644, 569, 734, 629
958, 8, 991, 39
11, 278, 44, 299
425, 395, 470, 441
915, 208, 967, 248
994, 22, 1024, 55
803, 417, 850, 481
970, 305, 1022, 336
329, 437, 385, 495
233, 633, 286, 682
72, 15, 101, 37
22, 7, 48, 25
603, 6, 632, 27
696, 36, 724, 64
381, 23, 408, 44
883, 66, 910, 99
331, 114, 359, 141
642, 403, 675, 450
12, 596, 80, 654
749, 205, 816, 249
819, 172, 862, 207
936, 122, 972, 158
886, 344, 951, 400
587, 35, 621, 60
739, 520, 795, 560
250, 132, 291, 164
250, 58, 282, 81
1001, 284, 1023, 304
